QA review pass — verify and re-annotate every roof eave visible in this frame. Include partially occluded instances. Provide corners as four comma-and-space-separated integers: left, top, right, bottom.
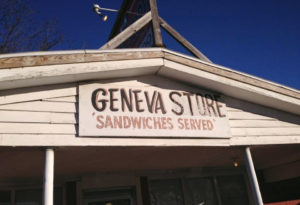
0, 48, 299, 115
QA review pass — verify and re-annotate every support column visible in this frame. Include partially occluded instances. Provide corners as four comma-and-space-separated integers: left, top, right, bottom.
43, 148, 54, 205
245, 147, 263, 205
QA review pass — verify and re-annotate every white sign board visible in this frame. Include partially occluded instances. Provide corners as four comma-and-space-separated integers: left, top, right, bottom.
79, 82, 231, 138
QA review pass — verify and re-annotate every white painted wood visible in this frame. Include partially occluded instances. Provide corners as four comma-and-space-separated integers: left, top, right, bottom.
228, 112, 272, 120
0, 134, 229, 146
1, 49, 299, 119
229, 120, 299, 128
0, 48, 165, 59
229, 120, 299, 127
225, 96, 300, 122
232, 127, 300, 136
0, 111, 76, 124
79, 82, 231, 138
43, 148, 54, 205
1, 134, 299, 146
160, 60, 300, 115
43, 96, 77, 103
0, 123, 76, 134
0, 101, 76, 113
0, 50, 86, 59
0, 59, 163, 91
162, 49, 300, 95
230, 136, 300, 145
0, 84, 77, 105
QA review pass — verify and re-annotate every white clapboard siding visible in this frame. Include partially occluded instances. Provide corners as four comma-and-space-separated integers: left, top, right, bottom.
226, 96, 300, 139
230, 136, 300, 145
228, 111, 273, 120
231, 127, 300, 136
0, 84, 77, 105
0, 123, 76, 134
0, 111, 76, 124
0, 101, 76, 113
43, 96, 77, 103
225, 96, 300, 121
227, 108, 300, 122
229, 120, 299, 128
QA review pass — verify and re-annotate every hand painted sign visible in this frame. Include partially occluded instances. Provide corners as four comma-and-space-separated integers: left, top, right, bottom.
79, 83, 231, 138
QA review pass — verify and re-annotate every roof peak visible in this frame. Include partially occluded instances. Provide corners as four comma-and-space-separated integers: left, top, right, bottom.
99, 0, 211, 62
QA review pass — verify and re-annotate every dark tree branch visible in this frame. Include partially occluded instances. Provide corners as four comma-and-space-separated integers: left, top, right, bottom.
0, 0, 63, 54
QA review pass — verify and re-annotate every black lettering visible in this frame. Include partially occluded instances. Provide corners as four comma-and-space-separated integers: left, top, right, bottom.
196, 93, 207, 116
144, 91, 156, 113
133, 90, 144, 112
169, 91, 184, 115
121, 89, 133, 112
155, 92, 167, 114
91, 88, 108, 112
183, 92, 194, 116
205, 94, 217, 117
214, 95, 226, 117
109, 88, 119, 112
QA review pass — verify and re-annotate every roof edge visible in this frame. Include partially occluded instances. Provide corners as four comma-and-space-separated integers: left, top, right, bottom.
0, 48, 299, 103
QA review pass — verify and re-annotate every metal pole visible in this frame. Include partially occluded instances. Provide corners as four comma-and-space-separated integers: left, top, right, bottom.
245, 147, 263, 205
43, 148, 54, 205
99, 7, 143, 15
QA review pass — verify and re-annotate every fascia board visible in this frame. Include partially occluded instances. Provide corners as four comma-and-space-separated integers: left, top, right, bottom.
159, 59, 300, 115
0, 58, 163, 90
0, 48, 299, 115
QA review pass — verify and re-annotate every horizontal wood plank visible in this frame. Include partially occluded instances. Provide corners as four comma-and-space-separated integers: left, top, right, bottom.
43, 96, 77, 103
229, 120, 299, 128
228, 111, 272, 120
230, 136, 300, 145
0, 84, 77, 105
231, 127, 300, 136
0, 111, 76, 124
0, 101, 76, 113
0, 134, 229, 146
0, 50, 164, 69
84, 51, 164, 63
0, 123, 76, 134
0, 59, 163, 91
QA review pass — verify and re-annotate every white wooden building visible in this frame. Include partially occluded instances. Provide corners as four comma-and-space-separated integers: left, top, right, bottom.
0, 0, 300, 205
0, 48, 300, 205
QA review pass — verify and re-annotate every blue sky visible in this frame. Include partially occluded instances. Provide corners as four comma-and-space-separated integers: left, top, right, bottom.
32, 0, 300, 90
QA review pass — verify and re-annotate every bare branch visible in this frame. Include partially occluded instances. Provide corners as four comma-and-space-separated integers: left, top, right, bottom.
0, 0, 63, 54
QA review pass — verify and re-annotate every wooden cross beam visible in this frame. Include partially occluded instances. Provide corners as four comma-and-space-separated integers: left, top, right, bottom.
100, 11, 152, 49
159, 17, 212, 63
149, 0, 163, 47
100, 0, 211, 63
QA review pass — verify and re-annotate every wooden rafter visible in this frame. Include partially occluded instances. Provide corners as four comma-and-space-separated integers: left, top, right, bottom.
149, 0, 163, 47
100, 0, 211, 63
159, 17, 212, 63
100, 11, 152, 49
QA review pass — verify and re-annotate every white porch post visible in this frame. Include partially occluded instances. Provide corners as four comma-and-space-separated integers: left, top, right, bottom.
43, 148, 54, 205
245, 146, 263, 205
